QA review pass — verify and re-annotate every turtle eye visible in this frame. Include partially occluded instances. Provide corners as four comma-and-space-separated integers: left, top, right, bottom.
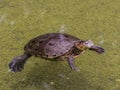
85, 42, 89, 44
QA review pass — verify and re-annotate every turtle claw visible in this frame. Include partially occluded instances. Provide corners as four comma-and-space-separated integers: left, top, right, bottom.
9, 59, 24, 72
90, 46, 105, 54
9, 54, 31, 72
9, 56, 26, 72
67, 57, 80, 71
96, 47, 104, 54
71, 66, 80, 71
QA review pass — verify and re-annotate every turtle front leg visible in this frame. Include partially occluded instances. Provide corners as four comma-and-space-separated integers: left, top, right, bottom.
89, 45, 105, 54
9, 53, 31, 72
67, 57, 79, 71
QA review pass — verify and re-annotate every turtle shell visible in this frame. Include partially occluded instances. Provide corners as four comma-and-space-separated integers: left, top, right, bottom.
24, 33, 81, 58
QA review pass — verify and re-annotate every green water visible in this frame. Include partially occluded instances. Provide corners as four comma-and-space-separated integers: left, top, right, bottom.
0, 0, 120, 90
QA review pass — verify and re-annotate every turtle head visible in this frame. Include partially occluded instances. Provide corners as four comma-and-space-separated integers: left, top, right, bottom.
76, 40, 94, 50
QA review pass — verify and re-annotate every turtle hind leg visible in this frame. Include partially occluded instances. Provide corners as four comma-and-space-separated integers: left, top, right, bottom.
67, 57, 79, 71
9, 53, 31, 72
89, 45, 105, 54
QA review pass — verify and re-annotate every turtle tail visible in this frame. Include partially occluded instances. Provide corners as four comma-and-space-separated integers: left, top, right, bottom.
9, 53, 31, 72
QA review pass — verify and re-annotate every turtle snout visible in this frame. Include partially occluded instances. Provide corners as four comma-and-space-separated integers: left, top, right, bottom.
84, 40, 94, 48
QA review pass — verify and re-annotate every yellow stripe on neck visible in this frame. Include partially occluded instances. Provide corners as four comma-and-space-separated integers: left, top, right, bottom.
79, 46, 88, 50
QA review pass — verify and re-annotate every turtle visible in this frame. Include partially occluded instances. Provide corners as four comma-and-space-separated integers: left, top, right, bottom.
9, 33, 104, 72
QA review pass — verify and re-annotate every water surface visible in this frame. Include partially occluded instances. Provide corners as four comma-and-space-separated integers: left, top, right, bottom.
0, 0, 120, 90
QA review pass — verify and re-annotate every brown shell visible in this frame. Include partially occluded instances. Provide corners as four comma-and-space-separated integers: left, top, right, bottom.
24, 33, 81, 58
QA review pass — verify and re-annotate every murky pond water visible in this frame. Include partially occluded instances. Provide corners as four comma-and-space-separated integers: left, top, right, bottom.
0, 0, 120, 90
